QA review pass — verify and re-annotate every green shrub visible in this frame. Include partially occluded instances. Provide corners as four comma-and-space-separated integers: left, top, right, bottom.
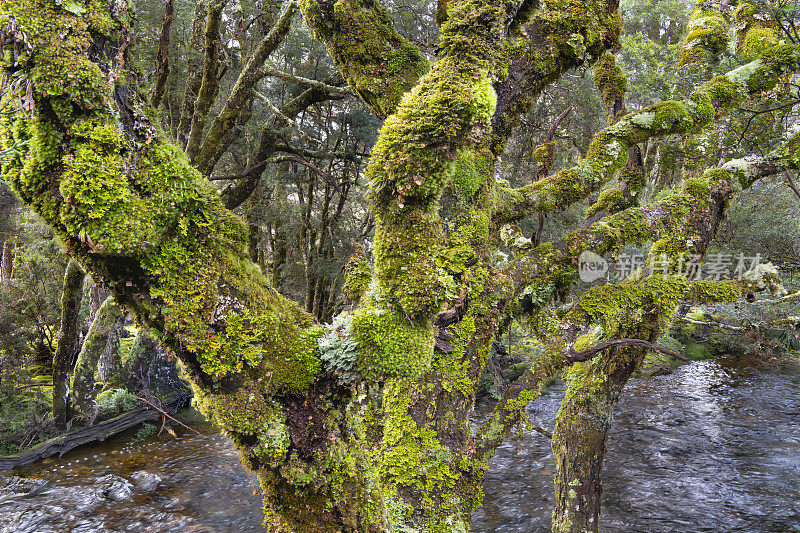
134, 422, 158, 443
96, 388, 139, 419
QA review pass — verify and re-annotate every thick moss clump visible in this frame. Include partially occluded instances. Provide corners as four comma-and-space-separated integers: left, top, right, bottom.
586, 188, 629, 218
351, 306, 434, 380
735, 2, 781, 60
593, 52, 626, 121
679, 4, 730, 67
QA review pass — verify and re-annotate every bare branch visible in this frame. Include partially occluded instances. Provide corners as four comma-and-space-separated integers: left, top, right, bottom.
177, 0, 207, 147
194, 1, 299, 174
254, 89, 317, 143
262, 66, 353, 97
785, 171, 800, 202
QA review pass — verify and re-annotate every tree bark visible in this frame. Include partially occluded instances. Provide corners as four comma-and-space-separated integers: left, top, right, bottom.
149, 0, 174, 108
2, 0, 799, 530
551, 298, 662, 532
1, 240, 13, 285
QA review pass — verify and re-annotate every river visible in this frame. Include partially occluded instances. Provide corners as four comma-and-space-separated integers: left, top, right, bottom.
2, 355, 799, 532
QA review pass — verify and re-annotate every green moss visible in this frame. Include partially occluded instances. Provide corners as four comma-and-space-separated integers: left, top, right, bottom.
697, 75, 744, 115
687, 279, 742, 303
532, 142, 555, 169
197, 308, 322, 394
351, 306, 434, 380
573, 326, 603, 352
593, 53, 626, 120
586, 188, 628, 218
651, 100, 689, 133
471, 74, 497, 122
449, 149, 492, 202
679, 5, 730, 67
298, 0, 430, 119
687, 92, 715, 125
734, 2, 781, 60
96, 388, 138, 419
343, 244, 372, 304
741, 27, 779, 59
379, 382, 459, 502
684, 342, 714, 360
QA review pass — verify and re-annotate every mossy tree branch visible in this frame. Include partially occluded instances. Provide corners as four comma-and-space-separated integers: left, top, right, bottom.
489, 0, 623, 152
735, 1, 781, 60
493, 41, 800, 225
298, 0, 430, 119
585, 53, 644, 225
678, 0, 733, 69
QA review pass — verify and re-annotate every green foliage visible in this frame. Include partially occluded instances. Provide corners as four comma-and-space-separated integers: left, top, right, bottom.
0, 375, 54, 453
318, 313, 361, 385
684, 341, 714, 360
0, 211, 67, 365
133, 422, 158, 442
342, 244, 372, 304
96, 388, 139, 419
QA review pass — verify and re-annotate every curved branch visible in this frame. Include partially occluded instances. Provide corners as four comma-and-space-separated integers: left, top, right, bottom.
567, 338, 687, 363
219, 80, 336, 209
490, 0, 622, 152
298, 0, 429, 119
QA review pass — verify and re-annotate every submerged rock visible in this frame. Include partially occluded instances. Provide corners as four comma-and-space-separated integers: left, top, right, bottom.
130, 470, 160, 492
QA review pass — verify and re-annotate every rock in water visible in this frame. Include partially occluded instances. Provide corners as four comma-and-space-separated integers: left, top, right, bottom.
130, 470, 161, 492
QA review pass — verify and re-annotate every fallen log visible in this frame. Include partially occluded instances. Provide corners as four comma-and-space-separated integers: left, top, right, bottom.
0, 394, 191, 471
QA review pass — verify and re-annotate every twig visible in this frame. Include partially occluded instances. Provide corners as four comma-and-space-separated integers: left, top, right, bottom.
567, 338, 689, 363
679, 317, 746, 331
136, 396, 201, 436
262, 67, 352, 97
253, 90, 318, 143
547, 105, 573, 142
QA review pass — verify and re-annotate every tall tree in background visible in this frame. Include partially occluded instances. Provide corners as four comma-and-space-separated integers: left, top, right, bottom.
1, 0, 799, 531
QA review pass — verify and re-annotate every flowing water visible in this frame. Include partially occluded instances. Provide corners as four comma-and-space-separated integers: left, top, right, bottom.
2, 355, 800, 532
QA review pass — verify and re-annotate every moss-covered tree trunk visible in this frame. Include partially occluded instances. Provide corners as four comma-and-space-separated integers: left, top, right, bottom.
550, 285, 665, 532
52, 258, 86, 429
70, 297, 122, 425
